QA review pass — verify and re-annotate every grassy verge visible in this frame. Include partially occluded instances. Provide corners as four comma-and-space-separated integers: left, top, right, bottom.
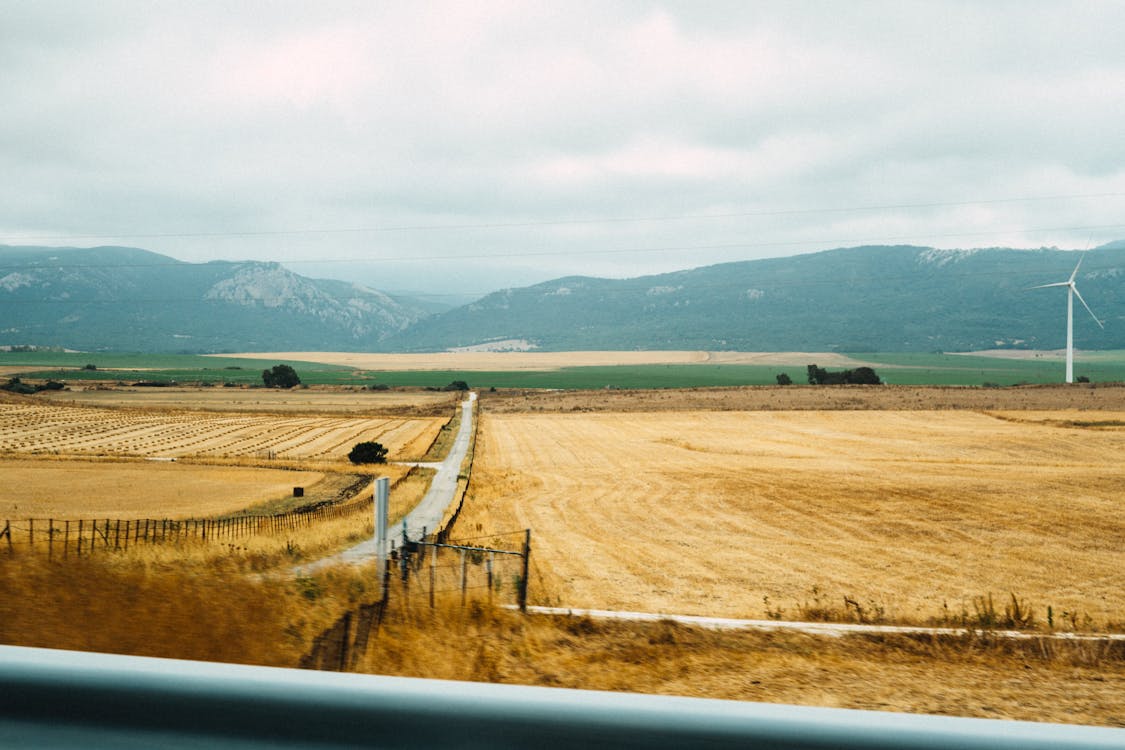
354, 595, 1124, 727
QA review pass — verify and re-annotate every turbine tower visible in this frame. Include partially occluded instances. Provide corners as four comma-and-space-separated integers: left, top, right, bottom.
1031, 256, 1104, 383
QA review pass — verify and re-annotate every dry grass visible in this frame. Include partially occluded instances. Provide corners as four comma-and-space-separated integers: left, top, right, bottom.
0, 552, 379, 667
218, 351, 875, 371
0, 401, 445, 461
41, 386, 457, 414
354, 596, 1125, 727
455, 410, 1125, 629
0, 458, 324, 519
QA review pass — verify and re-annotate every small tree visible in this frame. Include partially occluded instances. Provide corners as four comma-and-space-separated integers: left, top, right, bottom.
262, 364, 301, 388
847, 366, 881, 385
445, 380, 469, 392
348, 441, 388, 464
776, 373, 793, 386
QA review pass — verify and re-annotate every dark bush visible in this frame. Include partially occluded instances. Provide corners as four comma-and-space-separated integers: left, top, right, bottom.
348, 441, 388, 464
262, 364, 301, 388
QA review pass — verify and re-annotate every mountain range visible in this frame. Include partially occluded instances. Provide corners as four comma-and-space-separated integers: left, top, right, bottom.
3, 242, 1124, 353
0, 245, 436, 352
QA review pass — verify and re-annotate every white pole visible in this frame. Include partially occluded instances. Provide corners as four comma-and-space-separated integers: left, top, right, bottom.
1066, 286, 1075, 383
374, 477, 389, 582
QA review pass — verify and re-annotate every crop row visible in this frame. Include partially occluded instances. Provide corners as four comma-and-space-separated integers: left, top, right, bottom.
0, 404, 437, 460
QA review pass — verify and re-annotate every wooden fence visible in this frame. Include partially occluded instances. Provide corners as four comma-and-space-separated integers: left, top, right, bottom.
0, 479, 382, 558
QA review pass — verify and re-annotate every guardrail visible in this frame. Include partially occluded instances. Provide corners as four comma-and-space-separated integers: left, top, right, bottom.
1, 645, 1122, 749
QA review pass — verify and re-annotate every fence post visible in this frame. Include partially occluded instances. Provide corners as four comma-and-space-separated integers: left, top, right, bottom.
114, 519, 121, 551
64, 520, 70, 559
400, 519, 409, 590
460, 549, 467, 607
518, 529, 531, 613
374, 477, 389, 594
430, 544, 436, 609
77, 519, 84, 557
28, 518, 34, 553
48, 519, 54, 560
487, 552, 494, 603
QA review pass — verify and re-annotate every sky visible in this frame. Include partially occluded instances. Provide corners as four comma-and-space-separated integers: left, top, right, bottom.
2, 1, 1125, 299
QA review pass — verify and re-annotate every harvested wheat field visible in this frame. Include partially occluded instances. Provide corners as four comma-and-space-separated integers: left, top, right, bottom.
459, 410, 1125, 629
0, 459, 328, 519
40, 387, 457, 415
479, 383, 1125, 412
0, 401, 446, 462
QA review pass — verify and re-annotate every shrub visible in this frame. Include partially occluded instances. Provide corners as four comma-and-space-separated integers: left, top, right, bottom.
262, 364, 301, 388
348, 441, 388, 464
776, 373, 792, 386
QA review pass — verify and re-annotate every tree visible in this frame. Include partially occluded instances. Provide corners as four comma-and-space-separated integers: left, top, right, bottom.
847, 366, 881, 385
262, 364, 300, 388
776, 373, 793, 386
445, 380, 469, 391
348, 441, 388, 464
806, 363, 881, 385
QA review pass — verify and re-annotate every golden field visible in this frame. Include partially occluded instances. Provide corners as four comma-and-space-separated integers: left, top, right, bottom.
457, 409, 1125, 628
217, 350, 874, 371
0, 401, 445, 461
40, 386, 457, 414
3, 384, 1124, 726
1, 459, 324, 519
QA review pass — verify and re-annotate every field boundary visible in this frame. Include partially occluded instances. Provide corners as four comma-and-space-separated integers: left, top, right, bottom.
0, 470, 416, 558
514, 606, 1125, 642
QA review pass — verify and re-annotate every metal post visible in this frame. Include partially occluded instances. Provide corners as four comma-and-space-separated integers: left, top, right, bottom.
374, 477, 389, 586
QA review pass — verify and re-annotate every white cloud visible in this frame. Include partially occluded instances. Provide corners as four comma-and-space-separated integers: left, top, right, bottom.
2, 1, 1125, 293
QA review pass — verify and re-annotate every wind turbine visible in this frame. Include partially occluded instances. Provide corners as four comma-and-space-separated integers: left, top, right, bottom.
1031, 255, 1104, 383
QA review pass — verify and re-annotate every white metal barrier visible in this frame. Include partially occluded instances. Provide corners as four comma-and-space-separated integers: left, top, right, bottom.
1, 645, 1122, 749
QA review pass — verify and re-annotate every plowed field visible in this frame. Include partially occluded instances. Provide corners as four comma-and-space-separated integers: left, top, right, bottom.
459, 410, 1125, 628
0, 402, 445, 461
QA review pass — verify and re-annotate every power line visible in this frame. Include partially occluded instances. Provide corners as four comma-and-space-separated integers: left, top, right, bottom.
1, 191, 1123, 243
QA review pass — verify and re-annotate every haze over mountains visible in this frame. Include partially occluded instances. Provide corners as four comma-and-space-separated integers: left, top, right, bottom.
2, 243, 1124, 354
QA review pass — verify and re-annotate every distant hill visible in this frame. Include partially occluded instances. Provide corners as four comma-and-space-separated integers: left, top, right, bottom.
5, 242, 1125, 354
384, 243, 1125, 352
0, 245, 438, 352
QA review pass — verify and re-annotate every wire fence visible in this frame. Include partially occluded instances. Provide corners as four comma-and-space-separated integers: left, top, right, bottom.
301, 529, 531, 671
0, 473, 411, 558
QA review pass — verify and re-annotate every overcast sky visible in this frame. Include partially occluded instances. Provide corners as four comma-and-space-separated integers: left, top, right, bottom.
2, 1, 1124, 297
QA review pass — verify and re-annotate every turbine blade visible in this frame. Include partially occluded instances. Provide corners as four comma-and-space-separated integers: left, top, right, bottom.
1069, 255, 1084, 283
1029, 281, 1070, 290
1072, 286, 1105, 329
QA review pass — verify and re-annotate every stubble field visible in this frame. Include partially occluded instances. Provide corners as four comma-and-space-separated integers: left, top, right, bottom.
0, 401, 445, 462
37, 386, 457, 415
1, 460, 327, 519
458, 408, 1125, 628
0, 394, 444, 518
